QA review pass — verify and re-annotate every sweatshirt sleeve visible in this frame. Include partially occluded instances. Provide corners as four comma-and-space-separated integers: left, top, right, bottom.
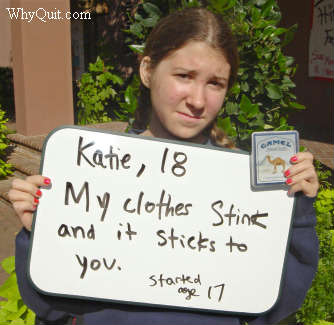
248, 193, 319, 325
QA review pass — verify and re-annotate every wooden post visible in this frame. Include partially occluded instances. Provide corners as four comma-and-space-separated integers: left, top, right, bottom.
10, 0, 74, 135
0, 0, 12, 68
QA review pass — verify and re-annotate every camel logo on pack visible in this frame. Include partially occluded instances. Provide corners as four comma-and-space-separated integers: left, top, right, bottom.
266, 156, 286, 174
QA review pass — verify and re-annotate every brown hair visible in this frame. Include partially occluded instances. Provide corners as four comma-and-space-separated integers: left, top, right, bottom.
133, 7, 239, 148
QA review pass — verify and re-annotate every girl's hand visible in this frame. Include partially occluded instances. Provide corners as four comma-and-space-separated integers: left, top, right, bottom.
8, 175, 51, 231
284, 152, 319, 198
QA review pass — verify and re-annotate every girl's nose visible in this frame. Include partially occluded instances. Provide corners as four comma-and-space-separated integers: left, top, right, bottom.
186, 84, 205, 110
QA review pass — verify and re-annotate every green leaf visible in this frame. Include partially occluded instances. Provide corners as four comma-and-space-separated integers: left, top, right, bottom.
2, 299, 18, 313
254, 71, 264, 81
239, 94, 253, 113
128, 44, 145, 54
208, 0, 236, 12
265, 83, 282, 99
0, 309, 10, 324
26, 309, 35, 325
263, 26, 275, 38
230, 82, 240, 95
142, 3, 162, 17
239, 94, 259, 117
273, 27, 288, 36
262, 0, 276, 17
285, 56, 294, 67
134, 13, 143, 22
279, 116, 287, 124
288, 101, 305, 110
241, 82, 249, 92
282, 76, 295, 88
217, 117, 237, 137
10, 318, 24, 325
249, 112, 265, 128
255, 0, 269, 5
225, 102, 238, 115
110, 74, 123, 85
129, 23, 143, 38
264, 124, 274, 130
1, 256, 15, 274
251, 7, 261, 22
11, 304, 27, 320
96, 74, 107, 84
0, 273, 20, 300
141, 17, 159, 28
282, 24, 297, 47
237, 114, 248, 123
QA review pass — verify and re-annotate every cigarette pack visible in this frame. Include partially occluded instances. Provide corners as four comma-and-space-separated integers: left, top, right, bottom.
251, 131, 299, 189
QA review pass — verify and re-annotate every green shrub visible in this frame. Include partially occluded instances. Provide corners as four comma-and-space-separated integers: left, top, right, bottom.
0, 105, 13, 178
208, 0, 304, 149
116, 74, 141, 125
296, 165, 334, 325
0, 257, 35, 325
76, 56, 124, 125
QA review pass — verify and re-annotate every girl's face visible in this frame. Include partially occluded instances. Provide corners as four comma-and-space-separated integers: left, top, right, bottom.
140, 41, 231, 143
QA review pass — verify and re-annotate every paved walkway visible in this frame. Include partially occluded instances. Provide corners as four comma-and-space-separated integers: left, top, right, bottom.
300, 139, 333, 169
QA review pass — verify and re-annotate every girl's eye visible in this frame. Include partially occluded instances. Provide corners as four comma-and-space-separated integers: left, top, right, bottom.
210, 80, 225, 89
177, 74, 189, 79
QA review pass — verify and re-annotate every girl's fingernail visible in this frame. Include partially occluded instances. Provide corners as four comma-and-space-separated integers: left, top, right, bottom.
286, 178, 293, 185
290, 155, 298, 163
284, 170, 290, 177
34, 197, 39, 204
36, 189, 42, 196
44, 177, 51, 185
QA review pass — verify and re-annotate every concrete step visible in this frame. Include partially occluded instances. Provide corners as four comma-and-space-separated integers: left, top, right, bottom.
7, 133, 46, 152
7, 145, 41, 176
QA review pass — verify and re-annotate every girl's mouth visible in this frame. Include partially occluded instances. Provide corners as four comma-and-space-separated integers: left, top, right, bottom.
178, 112, 201, 120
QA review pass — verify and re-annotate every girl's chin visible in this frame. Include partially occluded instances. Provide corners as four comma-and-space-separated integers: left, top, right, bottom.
168, 127, 207, 143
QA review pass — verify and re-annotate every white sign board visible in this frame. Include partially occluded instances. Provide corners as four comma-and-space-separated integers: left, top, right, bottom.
29, 126, 295, 315
309, 0, 334, 80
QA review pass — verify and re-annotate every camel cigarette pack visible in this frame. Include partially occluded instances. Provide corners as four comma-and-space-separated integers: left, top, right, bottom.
251, 131, 299, 188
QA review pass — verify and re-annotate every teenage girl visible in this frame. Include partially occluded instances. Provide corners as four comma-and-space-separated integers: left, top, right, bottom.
9, 8, 319, 325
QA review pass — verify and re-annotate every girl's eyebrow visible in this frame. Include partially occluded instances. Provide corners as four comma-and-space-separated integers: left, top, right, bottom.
173, 67, 192, 72
212, 75, 228, 82
173, 67, 228, 81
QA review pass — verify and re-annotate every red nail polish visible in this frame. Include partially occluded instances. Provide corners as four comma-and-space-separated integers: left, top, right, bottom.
284, 170, 290, 177
290, 155, 298, 163
44, 178, 51, 185
36, 189, 42, 196
286, 178, 292, 184
34, 197, 39, 204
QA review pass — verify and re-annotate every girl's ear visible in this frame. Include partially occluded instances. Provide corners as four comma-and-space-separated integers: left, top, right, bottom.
139, 56, 152, 88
